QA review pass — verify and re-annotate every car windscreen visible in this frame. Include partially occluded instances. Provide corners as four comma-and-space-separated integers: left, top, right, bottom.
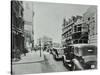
81, 46, 97, 56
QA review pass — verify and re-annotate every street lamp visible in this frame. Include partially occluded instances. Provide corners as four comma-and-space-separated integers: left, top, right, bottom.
32, 3, 34, 49
39, 39, 42, 57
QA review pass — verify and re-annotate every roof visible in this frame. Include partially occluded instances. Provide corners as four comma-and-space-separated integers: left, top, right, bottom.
69, 44, 97, 48
75, 18, 83, 25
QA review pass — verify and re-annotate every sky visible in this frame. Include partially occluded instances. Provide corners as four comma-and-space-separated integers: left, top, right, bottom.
33, 2, 91, 44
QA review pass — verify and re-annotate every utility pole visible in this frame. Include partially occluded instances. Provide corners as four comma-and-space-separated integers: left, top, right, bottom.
39, 38, 41, 57
32, 3, 34, 49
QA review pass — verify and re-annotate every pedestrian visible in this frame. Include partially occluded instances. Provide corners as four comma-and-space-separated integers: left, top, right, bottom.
46, 48, 49, 52
34, 47, 36, 52
15, 48, 21, 60
43, 46, 46, 51
23, 48, 28, 56
31, 48, 33, 53
43, 51, 49, 64
12, 49, 16, 61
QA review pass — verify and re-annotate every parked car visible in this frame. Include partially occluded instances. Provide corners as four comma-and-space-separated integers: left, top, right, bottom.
62, 44, 97, 71
51, 48, 64, 60
62, 46, 75, 70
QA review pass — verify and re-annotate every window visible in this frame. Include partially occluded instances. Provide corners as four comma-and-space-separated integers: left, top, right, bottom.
83, 40, 88, 43
82, 46, 97, 56
88, 17, 90, 21
92, 17, 95, 20
75, 47, 79, 54
74, 25, 82, 32
78, 26, 81, 31
74, 40, 78, 44
79, 40, 82, 43
74, 26, 77, 32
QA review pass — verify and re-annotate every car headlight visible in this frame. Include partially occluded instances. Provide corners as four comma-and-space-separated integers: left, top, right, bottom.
68, 64, 72, 67
91, 65, 95, 69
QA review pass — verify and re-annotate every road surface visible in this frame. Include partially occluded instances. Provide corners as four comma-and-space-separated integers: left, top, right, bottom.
12, 51, 68, 74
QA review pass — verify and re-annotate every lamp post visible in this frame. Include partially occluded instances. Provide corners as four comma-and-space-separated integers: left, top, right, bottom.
32, 3, 34, 50
39, 38, 41, 57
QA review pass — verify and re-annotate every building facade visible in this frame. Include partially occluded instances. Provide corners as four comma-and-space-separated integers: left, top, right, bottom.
83, 6, 97, 45
11, 1, 24, 56
37, 36, 53, 51
23, 2, 34, 51
72, 16, 88, 44
62, 16, 88, 47
62, 17, 74, 46
62, 6, 97, 47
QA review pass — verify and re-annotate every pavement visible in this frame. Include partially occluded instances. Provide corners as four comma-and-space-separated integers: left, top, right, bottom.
12, 51, 44, 65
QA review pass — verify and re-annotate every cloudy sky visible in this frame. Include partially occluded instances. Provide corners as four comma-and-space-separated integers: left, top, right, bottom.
33, 2, 91, 44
